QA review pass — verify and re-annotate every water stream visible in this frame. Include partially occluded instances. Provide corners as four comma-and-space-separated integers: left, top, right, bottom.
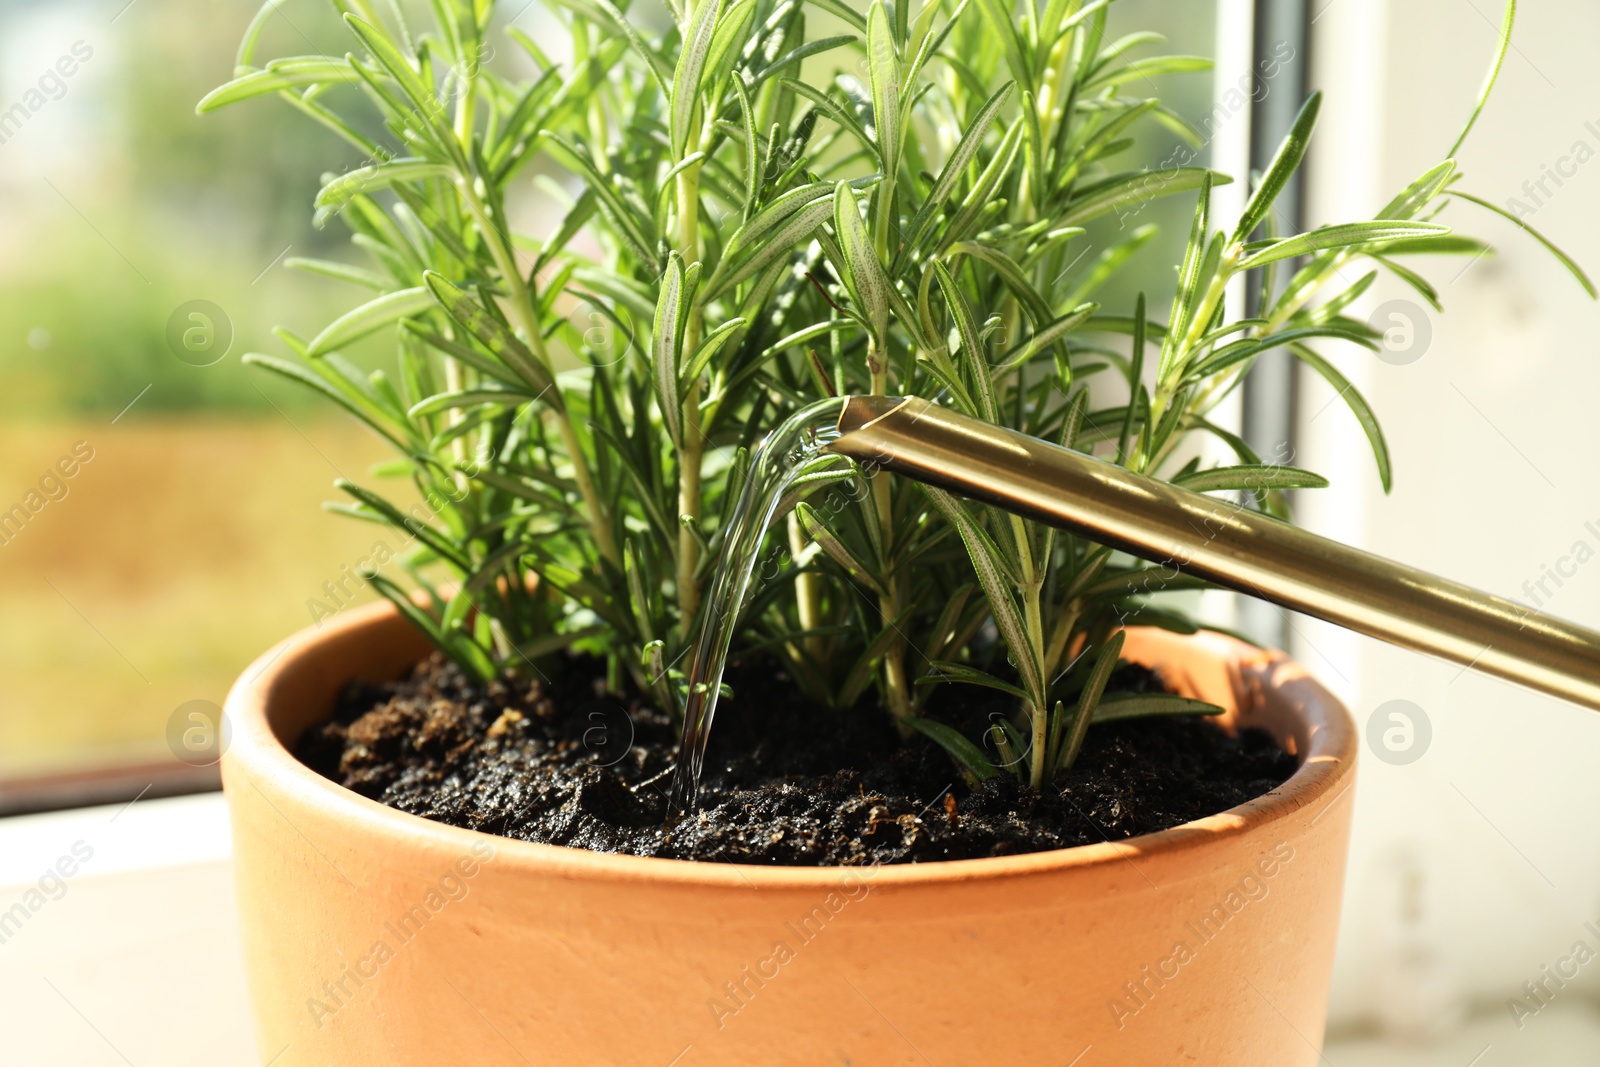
668, 396, 852, 814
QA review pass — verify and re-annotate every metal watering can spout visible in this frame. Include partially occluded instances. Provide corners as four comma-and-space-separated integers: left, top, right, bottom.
825, 395, 1600, 713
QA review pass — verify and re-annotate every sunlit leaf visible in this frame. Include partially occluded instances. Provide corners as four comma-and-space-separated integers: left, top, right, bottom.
1238, 221, 1451, 270
307, 287, 435, 357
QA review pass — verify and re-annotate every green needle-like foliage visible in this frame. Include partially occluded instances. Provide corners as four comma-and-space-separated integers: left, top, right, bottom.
205, 0, 1589, 789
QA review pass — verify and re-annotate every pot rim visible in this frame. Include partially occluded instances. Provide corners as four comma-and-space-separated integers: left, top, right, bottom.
223, 599, 1355, 890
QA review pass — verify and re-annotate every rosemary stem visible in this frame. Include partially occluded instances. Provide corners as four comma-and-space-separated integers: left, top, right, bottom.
676, 162, 706, 630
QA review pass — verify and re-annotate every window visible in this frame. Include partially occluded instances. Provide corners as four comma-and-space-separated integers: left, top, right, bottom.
0, 0, 397, 805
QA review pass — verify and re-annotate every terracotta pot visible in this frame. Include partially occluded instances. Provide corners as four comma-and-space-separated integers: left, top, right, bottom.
223, 600, 1356, 1066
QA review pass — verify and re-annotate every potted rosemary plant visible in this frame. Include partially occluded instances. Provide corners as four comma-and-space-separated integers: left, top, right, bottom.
207, 0, 1587, 1062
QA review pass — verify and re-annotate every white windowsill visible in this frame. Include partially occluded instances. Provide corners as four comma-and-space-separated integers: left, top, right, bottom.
0, 792, 1595, 1065
0, 792, 258, 1066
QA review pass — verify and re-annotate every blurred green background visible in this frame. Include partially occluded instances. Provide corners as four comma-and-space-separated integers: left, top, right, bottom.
0, 0, 1214, 774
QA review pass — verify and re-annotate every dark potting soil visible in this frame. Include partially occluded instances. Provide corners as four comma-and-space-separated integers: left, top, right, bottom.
297, 653, 1297, 866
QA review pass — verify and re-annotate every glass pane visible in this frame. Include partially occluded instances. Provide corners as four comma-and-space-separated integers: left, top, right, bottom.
0, 0, 1215, 786
1096, 0, 1221, 311
0, 1, 398, 779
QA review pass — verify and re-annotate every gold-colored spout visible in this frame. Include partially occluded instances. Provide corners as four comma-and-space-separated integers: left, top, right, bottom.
835, 394, 910, 435
827, 395, 1600, 713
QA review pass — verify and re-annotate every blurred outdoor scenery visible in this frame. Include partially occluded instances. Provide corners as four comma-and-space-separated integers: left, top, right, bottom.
0, 0, 1212, 775
1, 0, 399, 774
